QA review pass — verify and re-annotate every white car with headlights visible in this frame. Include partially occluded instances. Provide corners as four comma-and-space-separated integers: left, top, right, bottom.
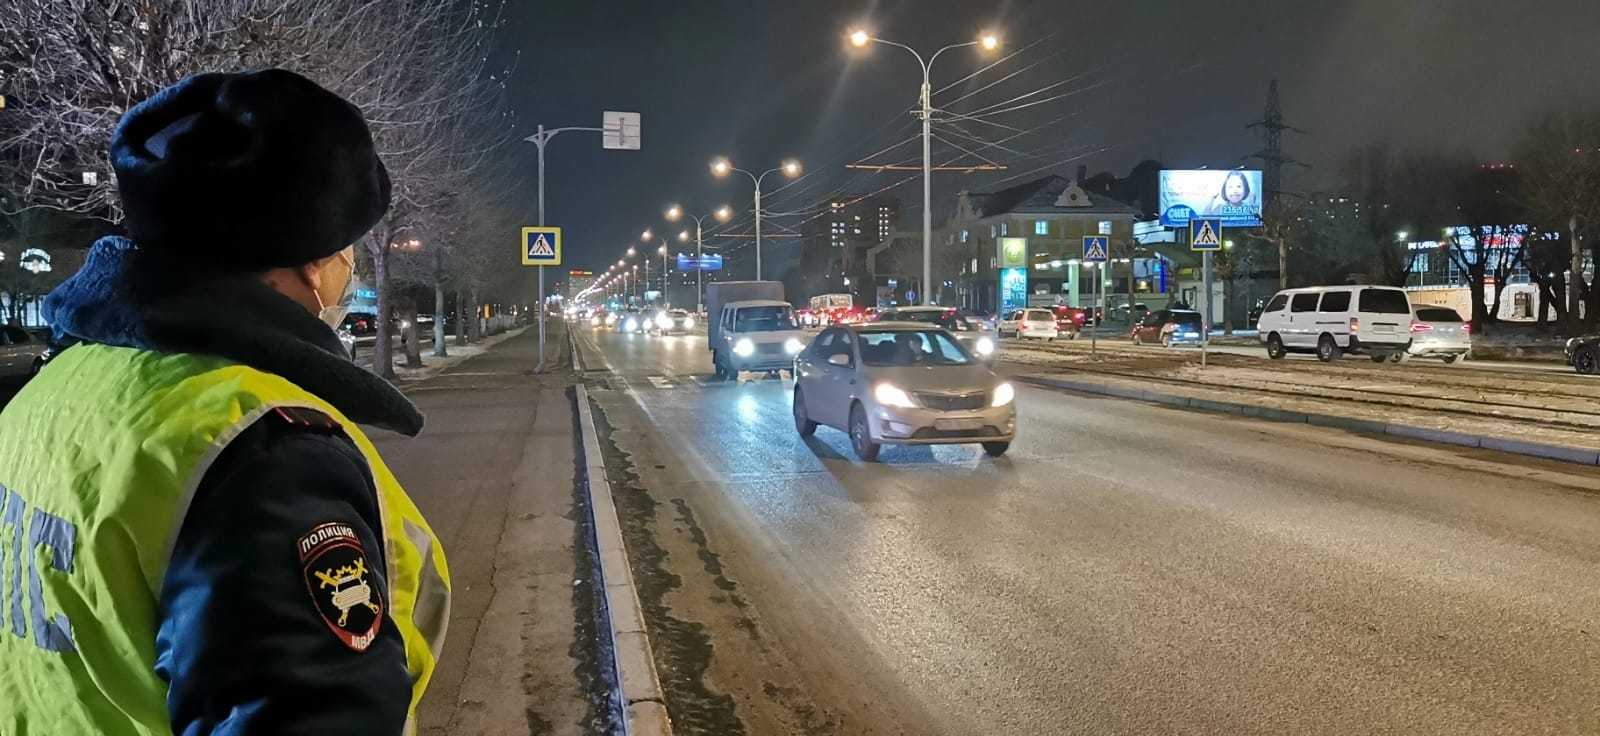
650, 308, 696, 335
872, 306, 999, 362
792, 323, 1017, 461
713, 299, 807, 380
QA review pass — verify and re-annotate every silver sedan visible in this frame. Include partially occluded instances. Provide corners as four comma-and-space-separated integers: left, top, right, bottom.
791, 322, 1017, 461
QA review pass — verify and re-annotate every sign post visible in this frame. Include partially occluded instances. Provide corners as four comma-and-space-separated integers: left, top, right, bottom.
1189, 218, 1223, 368
521, 227, 562, 371
1083, 236, 1109, 358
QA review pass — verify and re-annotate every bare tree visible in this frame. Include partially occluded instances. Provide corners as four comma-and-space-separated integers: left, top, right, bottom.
1513, 108, 1600, 331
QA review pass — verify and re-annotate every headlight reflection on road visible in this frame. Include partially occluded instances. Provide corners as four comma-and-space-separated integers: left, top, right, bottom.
735, 392, 761, 424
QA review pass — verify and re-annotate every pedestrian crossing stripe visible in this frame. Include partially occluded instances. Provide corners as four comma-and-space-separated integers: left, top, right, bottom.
520, 226, 562, 266
1190, 218, 1222, 251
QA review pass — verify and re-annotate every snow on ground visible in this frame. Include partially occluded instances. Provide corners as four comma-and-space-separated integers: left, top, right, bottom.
360, 326, 531, 382
1000, 338, 1600, 452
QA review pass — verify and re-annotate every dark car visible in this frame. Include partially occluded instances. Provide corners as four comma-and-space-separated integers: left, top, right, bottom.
1566, 334, 1599, 375
1130, 309, 1204, 347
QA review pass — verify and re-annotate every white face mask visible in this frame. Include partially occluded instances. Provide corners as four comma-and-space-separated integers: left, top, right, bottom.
313, 247, 357, 329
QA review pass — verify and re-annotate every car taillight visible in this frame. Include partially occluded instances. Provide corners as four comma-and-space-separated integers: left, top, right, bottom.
1349, 317, 1360, 333
1461, 322, 1471, 334
1410, 322, 1433, 332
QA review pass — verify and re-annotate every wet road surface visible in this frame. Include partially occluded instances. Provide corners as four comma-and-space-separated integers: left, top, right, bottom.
580, 326, 1600, 735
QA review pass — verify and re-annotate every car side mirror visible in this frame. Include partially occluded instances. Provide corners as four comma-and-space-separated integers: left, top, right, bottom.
827, 353, 852, 368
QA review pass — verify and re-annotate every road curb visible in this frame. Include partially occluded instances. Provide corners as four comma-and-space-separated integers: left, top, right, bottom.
1019, 374, 1600, 468
574, 384, 673, 736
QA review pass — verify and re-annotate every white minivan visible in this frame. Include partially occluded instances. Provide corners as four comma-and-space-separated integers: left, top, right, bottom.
1256, 286, 1413, 362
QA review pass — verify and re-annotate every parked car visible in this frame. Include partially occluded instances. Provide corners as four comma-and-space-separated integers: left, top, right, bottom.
792, 323, 1016, 460
1113, 302, 1150, 323
873, 306, 999, 361
998, 309, 1060, 340
1256, 285, 1413, 362
1130, 309, 1204, 347
0, 324, 47, 379
1565, 334, 1599, 375
1402, 307, 1471, 363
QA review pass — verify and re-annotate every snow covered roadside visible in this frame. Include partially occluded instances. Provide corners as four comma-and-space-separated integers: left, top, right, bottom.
359, 326, 531, 382
1013, 368, 1600, 454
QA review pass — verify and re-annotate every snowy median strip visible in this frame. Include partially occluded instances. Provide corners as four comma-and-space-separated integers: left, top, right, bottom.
574, 383, 673, 736
1022, 375, 1600, 467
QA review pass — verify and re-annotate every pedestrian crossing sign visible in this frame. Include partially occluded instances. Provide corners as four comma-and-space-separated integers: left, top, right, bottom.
1082, 236, 1109, 263
520, 227, 562, 266
1190, 218, 1223, 251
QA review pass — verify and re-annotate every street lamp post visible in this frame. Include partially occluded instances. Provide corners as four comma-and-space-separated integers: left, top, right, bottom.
711, 157, 800, 280
666, 204, 733, 312
850, 29, 998, 305
658, 244, 669, 303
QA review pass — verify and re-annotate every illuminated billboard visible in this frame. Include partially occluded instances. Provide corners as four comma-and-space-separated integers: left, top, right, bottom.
1159, 170, 1263, 228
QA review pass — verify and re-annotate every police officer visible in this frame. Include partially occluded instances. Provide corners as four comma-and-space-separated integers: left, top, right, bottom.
0, 70, 449, 733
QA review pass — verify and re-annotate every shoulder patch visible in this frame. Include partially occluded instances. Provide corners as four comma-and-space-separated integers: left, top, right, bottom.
271, 406, 342, 432
298, 522, 384, 652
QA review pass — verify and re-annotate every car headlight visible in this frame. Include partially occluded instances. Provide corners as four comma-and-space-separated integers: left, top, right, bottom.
974, 337, 996, 356
590, 316, 600, 326
605, 315, 616, 325
624, 319, 638, 331
784, 337, 805, 354
684, 317, 695, 329
873, 382, 917, 408
656, 313, 672, 329
991, 382, 1015, 407
733, 338, 755, 357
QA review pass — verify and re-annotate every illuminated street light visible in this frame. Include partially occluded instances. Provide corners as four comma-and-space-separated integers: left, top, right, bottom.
665, 204, 734, 311
709, 157, 803, 279
848, 28, 1001, 305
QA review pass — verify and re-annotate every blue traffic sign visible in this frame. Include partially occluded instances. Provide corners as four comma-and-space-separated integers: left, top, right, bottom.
1189, 218, 1223, 251
1082, 236, 1109, 263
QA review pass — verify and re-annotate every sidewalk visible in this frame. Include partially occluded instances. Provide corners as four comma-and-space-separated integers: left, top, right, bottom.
366, 323, 618, 735
357, 325, 533, 382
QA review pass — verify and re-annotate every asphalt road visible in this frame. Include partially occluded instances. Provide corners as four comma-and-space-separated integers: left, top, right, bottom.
581, 325, 1600, 735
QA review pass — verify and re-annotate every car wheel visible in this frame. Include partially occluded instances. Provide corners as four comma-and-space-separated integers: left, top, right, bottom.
28, 358, 43, 378
1162, 335, 1173, 348
981, 441, 1010, 457
1133, 333, 1142, 346
1370, 354, 1388, 363
1266, 334, 1286, 359
1573, 346, 1597, 375
848, 403, 880, 462
793, 387, 818, 437
1317, 334, 1341, 362
1441, 354, 1460, 364
1390, 353, 1406, 363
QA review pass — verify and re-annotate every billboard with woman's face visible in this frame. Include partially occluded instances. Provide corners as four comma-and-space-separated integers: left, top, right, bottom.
1159, 170, 1263, 228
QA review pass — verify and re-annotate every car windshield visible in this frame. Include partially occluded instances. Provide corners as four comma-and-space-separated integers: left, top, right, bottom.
670, 310, 690, 318
856, 330, 973, 366
1415, 308, 1462, 322
734, 305, 796, 331
891, 310, 975, 331
1171, 312, 1202, 327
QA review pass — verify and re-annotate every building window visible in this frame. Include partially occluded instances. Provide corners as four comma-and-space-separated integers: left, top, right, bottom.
1098, 220, 1112, 235
990, 225, 997, 238
1035, 220, 1048, 235
1000, 222, 1009, 236
960, 230, 969, 243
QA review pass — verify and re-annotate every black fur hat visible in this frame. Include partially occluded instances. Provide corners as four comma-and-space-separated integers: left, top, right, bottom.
111, 69, 390, 273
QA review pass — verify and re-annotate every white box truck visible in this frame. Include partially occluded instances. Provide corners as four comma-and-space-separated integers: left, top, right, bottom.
704, 281, 805, 380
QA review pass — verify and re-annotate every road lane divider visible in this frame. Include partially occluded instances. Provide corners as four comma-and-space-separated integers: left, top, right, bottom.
574, 384, 673, 736
1020, 374, 1600, 468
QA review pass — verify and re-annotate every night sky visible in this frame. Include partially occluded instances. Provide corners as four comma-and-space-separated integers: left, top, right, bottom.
490, 0, 1600, 278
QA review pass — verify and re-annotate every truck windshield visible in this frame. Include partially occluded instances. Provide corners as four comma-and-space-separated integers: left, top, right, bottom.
734, 306, 796, 332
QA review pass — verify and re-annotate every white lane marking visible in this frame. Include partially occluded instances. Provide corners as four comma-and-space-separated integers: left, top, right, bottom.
647, 376, 673, 390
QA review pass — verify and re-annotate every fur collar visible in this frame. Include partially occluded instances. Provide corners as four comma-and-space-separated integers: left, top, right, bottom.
44, 236, 422, 436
